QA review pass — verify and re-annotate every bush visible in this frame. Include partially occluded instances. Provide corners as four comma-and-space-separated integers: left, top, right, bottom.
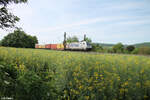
0, 62, 18, 97
92, 43, 103, 52
138, 47, 150, 55
132, 48, 139, 54
106, 48, 114, 53
0, 61, 57, 100
112, 43, 124, 53
126, 45, 135, 53
0, 40, 2, 46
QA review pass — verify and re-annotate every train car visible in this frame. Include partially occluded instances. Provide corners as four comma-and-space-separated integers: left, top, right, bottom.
66, 41, 92, 51
51, 44, 57, 50
45, 44, 51, 49
57, 44, 64, 50
35, 44, 39, 48
38, 44, 45, 49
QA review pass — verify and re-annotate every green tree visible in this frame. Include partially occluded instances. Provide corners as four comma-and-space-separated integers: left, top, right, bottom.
92, 43, 103, 52
0, 40, 2, 46
126, 45, 135, 53
66, 36, 79, 43
84, 37, 92, 43
1, 29, 38, 48
132, 48, 139, 54
0, 0, 27, 29
112, 43, 124, 53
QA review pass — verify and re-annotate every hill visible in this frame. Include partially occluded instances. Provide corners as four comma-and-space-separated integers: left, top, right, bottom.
99, 43, 114, 47
94, 42, 150, 48
134, 42, 150, 48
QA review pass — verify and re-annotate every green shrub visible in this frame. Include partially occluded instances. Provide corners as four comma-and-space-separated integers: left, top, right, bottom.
92, 43, 103, 52
132, 48, 139, 54
138, 47, 150, 55
0, 62, 17, 97
112, 43, 124, 53
126, 45, 135, 53
0, 61, 57, 100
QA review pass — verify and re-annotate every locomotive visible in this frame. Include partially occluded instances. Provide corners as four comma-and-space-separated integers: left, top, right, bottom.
66, 41, 92, 51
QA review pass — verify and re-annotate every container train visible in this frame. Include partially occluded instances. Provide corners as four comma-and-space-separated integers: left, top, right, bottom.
35, 33, 92, 51
35, 41, 92, 51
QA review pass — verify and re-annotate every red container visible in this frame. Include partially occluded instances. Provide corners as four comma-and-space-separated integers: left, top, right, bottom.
35, 44, 39, 48
45, 44, 51, 49
51, 44, 57, 50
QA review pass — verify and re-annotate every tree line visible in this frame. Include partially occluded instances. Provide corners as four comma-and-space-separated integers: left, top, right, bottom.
0, 29, 38, 48
92, 42, 150, 55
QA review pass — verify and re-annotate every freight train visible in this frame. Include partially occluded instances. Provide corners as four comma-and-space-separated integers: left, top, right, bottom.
35, 41, 92, 51
35, 33, 92, 51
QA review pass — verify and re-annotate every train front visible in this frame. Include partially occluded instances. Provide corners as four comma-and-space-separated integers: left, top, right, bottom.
85, 42, 92, 51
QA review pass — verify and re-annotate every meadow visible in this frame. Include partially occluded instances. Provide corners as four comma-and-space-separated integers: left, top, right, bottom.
0, 47, 150, 100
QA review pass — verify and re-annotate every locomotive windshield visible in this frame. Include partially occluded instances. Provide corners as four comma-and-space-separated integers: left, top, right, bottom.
86, 42, 91, 46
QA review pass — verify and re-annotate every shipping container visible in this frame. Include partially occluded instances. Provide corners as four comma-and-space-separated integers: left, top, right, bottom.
38, 45, 42, 48
42, 45, 46, 48
61, 44, 64, 49
45, 44, 51, 49
38, 45, 45, 49
51, 44, 57, 50
35, 44, 39, 48
57, 44, 64, 50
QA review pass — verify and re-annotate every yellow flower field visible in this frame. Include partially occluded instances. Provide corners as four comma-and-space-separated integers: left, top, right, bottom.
0, 47, 150, 100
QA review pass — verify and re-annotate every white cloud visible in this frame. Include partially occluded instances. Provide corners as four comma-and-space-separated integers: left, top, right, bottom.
0, 0, 150, 44
37, 16, 126, 33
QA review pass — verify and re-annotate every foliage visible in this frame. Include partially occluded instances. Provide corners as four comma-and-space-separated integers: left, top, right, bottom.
0, 62, 17, 97
126, 45, 135, 53
131, 47, 150, 55
106, 47, 114, 53
91, 42, 150, 55
0, 0, 27, 29
112, 43, 124, 53
91, 43, 103, 52
131, 48, 139, 54
0, 58, 57, 100
0, 40, 2, 46
66, 36, 79, 43
1, 29, 38, 48
138, 47, 150, 55
84, 37, 92, 43
0, 47, 150, 100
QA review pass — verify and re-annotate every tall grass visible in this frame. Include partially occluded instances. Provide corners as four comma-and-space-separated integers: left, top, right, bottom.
0, 47, 150, 100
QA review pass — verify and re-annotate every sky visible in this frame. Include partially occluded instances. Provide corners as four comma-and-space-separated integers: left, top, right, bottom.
0, 0, 150, 44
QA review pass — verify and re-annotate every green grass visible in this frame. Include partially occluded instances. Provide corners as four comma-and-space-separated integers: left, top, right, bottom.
0, 47, 150, 100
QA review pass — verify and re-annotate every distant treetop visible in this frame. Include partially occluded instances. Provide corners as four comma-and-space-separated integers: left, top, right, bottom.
66, 36, 79, 43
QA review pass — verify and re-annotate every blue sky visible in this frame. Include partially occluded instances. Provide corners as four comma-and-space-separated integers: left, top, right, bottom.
0, 0, 150, 44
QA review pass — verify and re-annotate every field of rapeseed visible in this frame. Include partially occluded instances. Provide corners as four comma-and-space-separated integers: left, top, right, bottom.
0, 47, 150, 100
